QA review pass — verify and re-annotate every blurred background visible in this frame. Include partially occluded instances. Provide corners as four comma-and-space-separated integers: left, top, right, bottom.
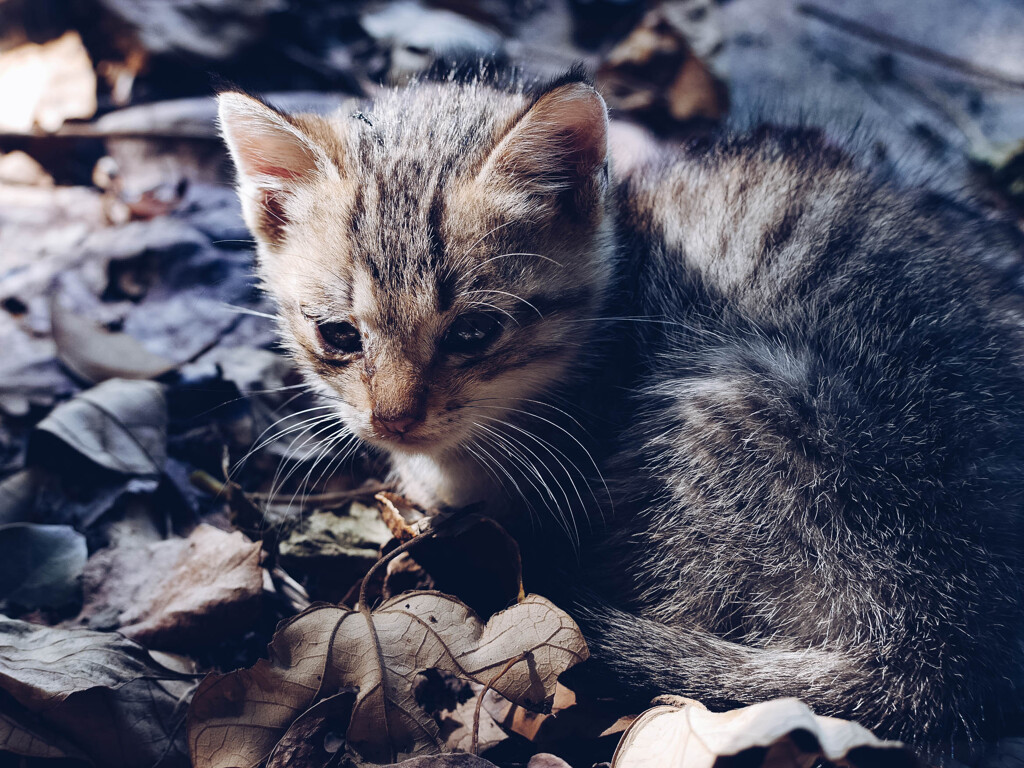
0, 1, 1023, 766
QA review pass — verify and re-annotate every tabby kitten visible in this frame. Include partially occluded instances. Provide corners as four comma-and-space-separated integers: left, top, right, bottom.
218, 70, 1024, 750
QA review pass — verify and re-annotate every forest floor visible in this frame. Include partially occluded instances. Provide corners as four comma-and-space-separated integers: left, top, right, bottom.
1, 1, 1023, 767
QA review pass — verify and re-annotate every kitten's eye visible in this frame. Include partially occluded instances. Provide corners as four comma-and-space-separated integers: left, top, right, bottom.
443, 312, 502, 354
316, 320, 362, 355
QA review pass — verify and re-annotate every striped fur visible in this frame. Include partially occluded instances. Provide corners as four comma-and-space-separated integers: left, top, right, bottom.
220, 74, 1024, 752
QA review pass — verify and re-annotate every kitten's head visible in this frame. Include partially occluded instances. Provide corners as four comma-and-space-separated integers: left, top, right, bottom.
218, 72, 613, 457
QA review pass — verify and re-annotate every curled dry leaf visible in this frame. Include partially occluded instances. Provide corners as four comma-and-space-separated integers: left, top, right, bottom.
611, 697, 918, 768
33, 377, 167, 476
0, 618, 198, 767
81, 523, 265, 649
597, 5, 727, 132
188, 592, 588, 766
51, 297, 179, 383
376, 491, 421, 541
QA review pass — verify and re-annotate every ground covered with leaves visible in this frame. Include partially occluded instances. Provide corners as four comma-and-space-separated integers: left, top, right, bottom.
1, 0, 1023, 766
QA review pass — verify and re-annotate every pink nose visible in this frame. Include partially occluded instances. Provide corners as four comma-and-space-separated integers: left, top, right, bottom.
373, 413, 419, 435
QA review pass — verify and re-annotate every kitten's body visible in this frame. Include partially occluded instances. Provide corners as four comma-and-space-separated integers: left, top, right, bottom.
218, 71, 1024, 750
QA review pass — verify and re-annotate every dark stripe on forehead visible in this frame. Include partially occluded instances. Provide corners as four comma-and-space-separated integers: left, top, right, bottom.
426, 176, 455, 311
349, 183, 364, 234
427, 182, 447, 272
437, 274, 456, 313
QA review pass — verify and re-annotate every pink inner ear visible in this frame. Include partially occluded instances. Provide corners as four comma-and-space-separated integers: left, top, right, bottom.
488, 83, 608, 190
255, 165, 304, 181
219, 94, 321, 187
234, 132, 319, 186
542, 93, 607, 170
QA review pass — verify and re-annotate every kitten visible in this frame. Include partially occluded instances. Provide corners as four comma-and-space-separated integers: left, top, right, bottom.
218, 69, 1024, 750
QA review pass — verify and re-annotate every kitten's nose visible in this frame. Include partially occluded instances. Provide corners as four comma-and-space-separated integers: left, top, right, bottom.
373, 413, 420, 436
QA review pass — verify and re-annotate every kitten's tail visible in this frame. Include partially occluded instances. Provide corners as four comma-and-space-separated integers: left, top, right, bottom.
562, 596, 986, 753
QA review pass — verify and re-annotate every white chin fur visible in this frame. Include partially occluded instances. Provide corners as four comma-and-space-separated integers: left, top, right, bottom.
387, 450, 495, 510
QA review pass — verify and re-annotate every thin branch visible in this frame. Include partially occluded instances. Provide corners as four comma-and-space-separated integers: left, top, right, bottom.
472, 652, 529, 755
797, 3, 1024, 89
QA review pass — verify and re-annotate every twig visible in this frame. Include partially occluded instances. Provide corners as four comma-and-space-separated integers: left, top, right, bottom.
472, 652, 529, 755
797, 3, 1024, 89
355, 525, 441, 763
249, 482, 389, 506
357, 527, 439, 610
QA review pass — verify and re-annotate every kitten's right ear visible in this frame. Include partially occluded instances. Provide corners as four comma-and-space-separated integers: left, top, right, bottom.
217, 92, 332, 244
477, 81, 608, 200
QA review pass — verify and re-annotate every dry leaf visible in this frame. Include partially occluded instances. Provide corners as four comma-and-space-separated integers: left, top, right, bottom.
97, 0, 286, 61
33, 377, 167, 476
0, 618, 198, 766
483, 682, 632, 758
376, 491, 421, 541
188, 592, 588, 766
0, 151, 54, 186
0, 523, 87, 611
611, 697, 917, 768
527, 755, 573, 768
0, 31, 97, 133
80, 524, 264, 649
431, 681, 507, 755
51, 297, 179, 383
388, 756, 501, 768
597, 6, 727, 132
278, 502, 392, 565
0, 705, 88, 761
265, 690, 357, 768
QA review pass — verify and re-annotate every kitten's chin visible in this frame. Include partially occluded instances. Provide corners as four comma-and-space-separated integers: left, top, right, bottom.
387, 449, 495, 511
359, 427, 455, 458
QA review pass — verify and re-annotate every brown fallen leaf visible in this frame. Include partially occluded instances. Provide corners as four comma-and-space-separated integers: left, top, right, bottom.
438, 683, 508, 755
0, 522, 87, 612
483, 682, 632, 763
265, 690, 358, 768
32, 377, 166, 476
376, 491, 422, 541
79, 523, 264, 650
597, 5, 727, 133
188, 591, 588, 766
0, 705, 88, 761
0, 617, 198, 767
611, 697, 918, 768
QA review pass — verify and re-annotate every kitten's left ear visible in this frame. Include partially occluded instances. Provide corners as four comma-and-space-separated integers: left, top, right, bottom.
479, 81, 608, 196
